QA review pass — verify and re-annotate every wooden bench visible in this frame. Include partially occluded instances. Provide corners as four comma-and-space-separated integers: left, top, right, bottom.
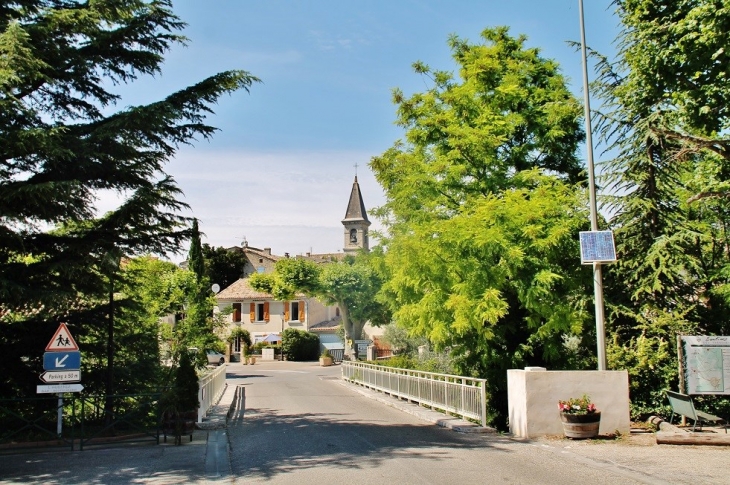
666, 390, 727, 433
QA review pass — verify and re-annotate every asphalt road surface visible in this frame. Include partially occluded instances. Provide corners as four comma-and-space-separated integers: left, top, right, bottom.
226, 362, 654, 485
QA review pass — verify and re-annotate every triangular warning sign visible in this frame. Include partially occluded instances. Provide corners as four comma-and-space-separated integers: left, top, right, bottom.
46, 323, 79, 351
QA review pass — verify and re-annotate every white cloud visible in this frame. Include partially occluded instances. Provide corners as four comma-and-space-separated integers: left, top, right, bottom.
168, 148, 386, 258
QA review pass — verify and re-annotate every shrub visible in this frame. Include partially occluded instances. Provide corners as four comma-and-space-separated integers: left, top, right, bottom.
281, 328, 319, 361
228, 327, 252, 354
376, 354, 416, 369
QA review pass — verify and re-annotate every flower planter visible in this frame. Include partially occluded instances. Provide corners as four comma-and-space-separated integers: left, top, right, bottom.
319, 356, 333, 367
560, 412, 601, 439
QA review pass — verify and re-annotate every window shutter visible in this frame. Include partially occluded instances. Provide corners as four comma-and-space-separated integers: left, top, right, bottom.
264, 301, 270, 321
249, 303, 255, 321
284, 301, 289, 322
299, 300, 305, 322
233, 303, 241, 322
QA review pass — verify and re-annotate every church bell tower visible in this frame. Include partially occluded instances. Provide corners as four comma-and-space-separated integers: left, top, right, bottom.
342, 176, 370, 253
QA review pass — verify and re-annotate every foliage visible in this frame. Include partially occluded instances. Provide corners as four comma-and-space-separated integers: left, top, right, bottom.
318, 257, 390, 344
375, 354, 416, 370
251, 342, 281, 355
558, 394, 597, 415
160, 349, 199, 445
250, 254, 391, 357
592, 0, 730, 417
381, 323, 428, 355
415, 349, 457, 375
188, 219, 205, 280
375, 347, 457, 375
227, 327, 252, 353
176, 219, 220, 355
371, 28, 590, 430
202, 244, 247, 290
321, 348, 332, 358
173, 350, 199, 412
280, 328, 319, 361
0, 0, 257, 396
124, 256, 196, 320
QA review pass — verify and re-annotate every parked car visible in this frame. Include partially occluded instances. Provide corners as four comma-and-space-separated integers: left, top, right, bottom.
205, 350, 225, 366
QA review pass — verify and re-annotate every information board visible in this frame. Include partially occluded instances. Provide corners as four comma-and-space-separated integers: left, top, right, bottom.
579, 231, 617, 264
682, 336, 730, 395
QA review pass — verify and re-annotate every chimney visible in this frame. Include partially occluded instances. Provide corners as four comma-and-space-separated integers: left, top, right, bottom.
264, 247, 271, 255
306, 252, 311, 257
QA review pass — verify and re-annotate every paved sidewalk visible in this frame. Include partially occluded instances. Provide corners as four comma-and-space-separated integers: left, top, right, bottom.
0, 372, 239, 485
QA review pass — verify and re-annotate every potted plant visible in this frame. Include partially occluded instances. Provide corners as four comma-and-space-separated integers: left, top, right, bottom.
558, 394, 600, 439
319, 349, 333, 367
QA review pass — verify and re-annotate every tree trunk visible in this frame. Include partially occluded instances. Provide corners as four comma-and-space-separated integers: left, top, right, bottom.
351, 320, 365, 340
105, 276, 115, 427
339, 302, 356, 359
656, 432, 730, 446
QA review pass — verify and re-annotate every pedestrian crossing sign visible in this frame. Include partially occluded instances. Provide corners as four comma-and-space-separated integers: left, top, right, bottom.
46, 323, 79, 351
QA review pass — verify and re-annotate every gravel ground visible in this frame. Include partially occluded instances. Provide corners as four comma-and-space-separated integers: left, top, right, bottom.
531, 429, 729, 485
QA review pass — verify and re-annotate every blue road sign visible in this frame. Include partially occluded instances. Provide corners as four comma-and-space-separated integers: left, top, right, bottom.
43, 351, 81, 371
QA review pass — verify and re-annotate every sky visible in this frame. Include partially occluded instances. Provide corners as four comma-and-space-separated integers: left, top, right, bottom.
104, 0, 621, 260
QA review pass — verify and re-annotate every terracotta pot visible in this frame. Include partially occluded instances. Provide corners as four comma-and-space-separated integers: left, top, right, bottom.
560, 411, 601, 439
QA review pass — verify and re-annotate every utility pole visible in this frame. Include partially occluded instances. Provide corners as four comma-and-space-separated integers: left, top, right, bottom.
579, 0, 607, 370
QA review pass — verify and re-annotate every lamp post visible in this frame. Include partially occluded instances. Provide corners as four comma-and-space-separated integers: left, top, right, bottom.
578, 0, 607, 370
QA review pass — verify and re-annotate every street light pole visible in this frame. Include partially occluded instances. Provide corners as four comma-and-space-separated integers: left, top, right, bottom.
579, 0, 607, 370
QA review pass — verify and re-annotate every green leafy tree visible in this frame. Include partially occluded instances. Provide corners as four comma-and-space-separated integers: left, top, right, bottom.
0, 0, 257, 396
250, 255, 390, 358
178, 219, 219, 357
371, 28, 591, 429
202, 244, 247, 290
592, 0, 730, 417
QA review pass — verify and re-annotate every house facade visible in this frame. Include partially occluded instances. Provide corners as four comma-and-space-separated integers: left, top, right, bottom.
215, 278, 339, 360
215, 175, 378, 360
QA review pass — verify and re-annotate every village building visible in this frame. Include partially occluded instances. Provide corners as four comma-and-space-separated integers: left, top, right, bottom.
215, 176, 378, 361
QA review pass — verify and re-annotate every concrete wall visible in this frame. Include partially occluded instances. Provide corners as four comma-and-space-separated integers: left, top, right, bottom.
507, 368, 630, 438
303, 299, 331, 330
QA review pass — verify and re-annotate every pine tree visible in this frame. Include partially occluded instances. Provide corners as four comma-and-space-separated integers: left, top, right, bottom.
0, 0, 257, 395
593, 0, 730, 416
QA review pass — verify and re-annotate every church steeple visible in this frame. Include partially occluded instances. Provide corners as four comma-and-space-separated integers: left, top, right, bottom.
342, 175, 370, 253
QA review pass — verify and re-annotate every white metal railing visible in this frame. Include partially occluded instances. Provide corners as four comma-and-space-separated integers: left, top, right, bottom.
197, 365, 227, 423
342, 361, 488, 427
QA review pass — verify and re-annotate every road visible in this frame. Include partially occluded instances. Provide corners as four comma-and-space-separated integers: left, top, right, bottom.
226, 362, 653, 485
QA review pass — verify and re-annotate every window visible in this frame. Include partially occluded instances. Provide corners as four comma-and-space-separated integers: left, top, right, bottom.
290, 301, 299, 321
350, 228, 357, 243
257, 266, 265, 274
250, 301, 270, 322
232, 303, 241, 322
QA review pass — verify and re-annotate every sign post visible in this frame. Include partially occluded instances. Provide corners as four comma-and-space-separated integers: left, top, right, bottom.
39, 323, 82, 438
